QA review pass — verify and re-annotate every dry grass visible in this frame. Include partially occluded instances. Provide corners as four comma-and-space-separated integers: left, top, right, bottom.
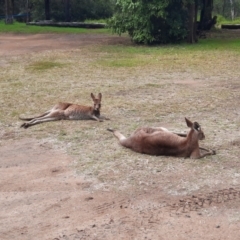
0, 31, 240, 196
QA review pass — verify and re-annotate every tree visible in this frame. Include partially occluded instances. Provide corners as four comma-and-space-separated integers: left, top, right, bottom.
109, 0, 201, 44
5, 0, 14, 24
199, 0, 214, 30
187, 1, 197, 43
24, 0, 115, 22
213, 0, 240, 20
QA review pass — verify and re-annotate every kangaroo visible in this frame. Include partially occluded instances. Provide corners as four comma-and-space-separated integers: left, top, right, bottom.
107, 118, 216, 159
20, 93, 109, 128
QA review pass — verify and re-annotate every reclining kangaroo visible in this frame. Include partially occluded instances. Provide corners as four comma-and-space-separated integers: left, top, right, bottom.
107, 118, 216, 159
20, 93, 108, 128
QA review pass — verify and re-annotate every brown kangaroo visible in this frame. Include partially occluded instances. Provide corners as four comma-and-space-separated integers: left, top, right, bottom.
20, 93, 109, 128
107, 118, 216, 159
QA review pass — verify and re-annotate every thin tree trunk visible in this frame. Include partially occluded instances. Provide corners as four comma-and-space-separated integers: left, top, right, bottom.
64, 0, 71, 22
222, 0, 227, 17
5, 0, 13, 24
26, 0, 29, 22
194, 0, 198, 42
187, 3, 195, 43
45, 0, 50, 20
229, 0, 234, 20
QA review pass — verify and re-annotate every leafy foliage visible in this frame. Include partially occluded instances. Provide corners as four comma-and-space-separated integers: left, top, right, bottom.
0, 0, 115, 22
108, 0, 190, 44
213, 0, 240, 20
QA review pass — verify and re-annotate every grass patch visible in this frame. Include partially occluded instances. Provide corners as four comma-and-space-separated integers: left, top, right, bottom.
94, 38, 240, 70
0, 20, 110, 34
84, 19, 108, 24
216, 15, 240, 25
27, 61, 66, 71
100, 37, 240, 54
99, 57, 151, 68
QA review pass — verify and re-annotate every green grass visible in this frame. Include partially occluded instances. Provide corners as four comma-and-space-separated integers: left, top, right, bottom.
27, 61, 66, 71
98, 33, 240, 59
216, 15, 240, 25
84, 18, 108, 24
0, 20, 110, 34
95, 37, 240, 68
99, 57, 151, 68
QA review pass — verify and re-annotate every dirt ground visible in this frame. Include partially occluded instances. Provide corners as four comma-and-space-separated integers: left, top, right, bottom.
0, 33, 240, 240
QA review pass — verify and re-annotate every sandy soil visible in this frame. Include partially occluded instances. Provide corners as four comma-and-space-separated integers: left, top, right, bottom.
0, 33, 240, 240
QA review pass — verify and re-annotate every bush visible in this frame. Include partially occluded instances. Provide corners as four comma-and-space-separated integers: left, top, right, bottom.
108, 0, 189, 44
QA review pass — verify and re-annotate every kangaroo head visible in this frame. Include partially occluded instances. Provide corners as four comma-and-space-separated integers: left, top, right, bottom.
185, 117, 205, 140
91, 93, 102, 111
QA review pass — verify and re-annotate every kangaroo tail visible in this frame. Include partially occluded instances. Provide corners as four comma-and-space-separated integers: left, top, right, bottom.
19, 116, 34, 121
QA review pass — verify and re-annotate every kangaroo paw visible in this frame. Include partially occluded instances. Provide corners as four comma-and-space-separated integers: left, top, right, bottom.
212, 149, 216, 155
107, 128, 114, 132
21, 123, 29, 129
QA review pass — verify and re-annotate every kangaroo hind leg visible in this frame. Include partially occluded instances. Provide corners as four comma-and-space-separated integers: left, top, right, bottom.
21, 110, 65, 128
19, 110, 51, 121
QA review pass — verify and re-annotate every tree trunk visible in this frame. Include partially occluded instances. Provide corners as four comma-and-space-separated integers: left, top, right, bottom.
187, 3, 197, 43
229, 0, 234, 20
199, 0, 214, 30
26, 0, 29, 22
5, 0, 13, 24
194, 0, 198, 42
64, 0, 71, 22
45, 0, 50, 20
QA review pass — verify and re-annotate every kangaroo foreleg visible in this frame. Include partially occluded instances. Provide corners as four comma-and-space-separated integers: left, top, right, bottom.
91, 115, 103, 122
199, 150, 216, 158
192, 147, 216, 159
200, 147, 216, 155
99, 115, 110, 121
173, 132, 187, 137
190, 147, 216, 159
144, 127, 187, 137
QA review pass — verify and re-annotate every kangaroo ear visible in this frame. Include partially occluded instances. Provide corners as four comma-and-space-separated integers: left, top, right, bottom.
185, 117, 193, 128
98, 93, 102, 100
91, 93, 95, 100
